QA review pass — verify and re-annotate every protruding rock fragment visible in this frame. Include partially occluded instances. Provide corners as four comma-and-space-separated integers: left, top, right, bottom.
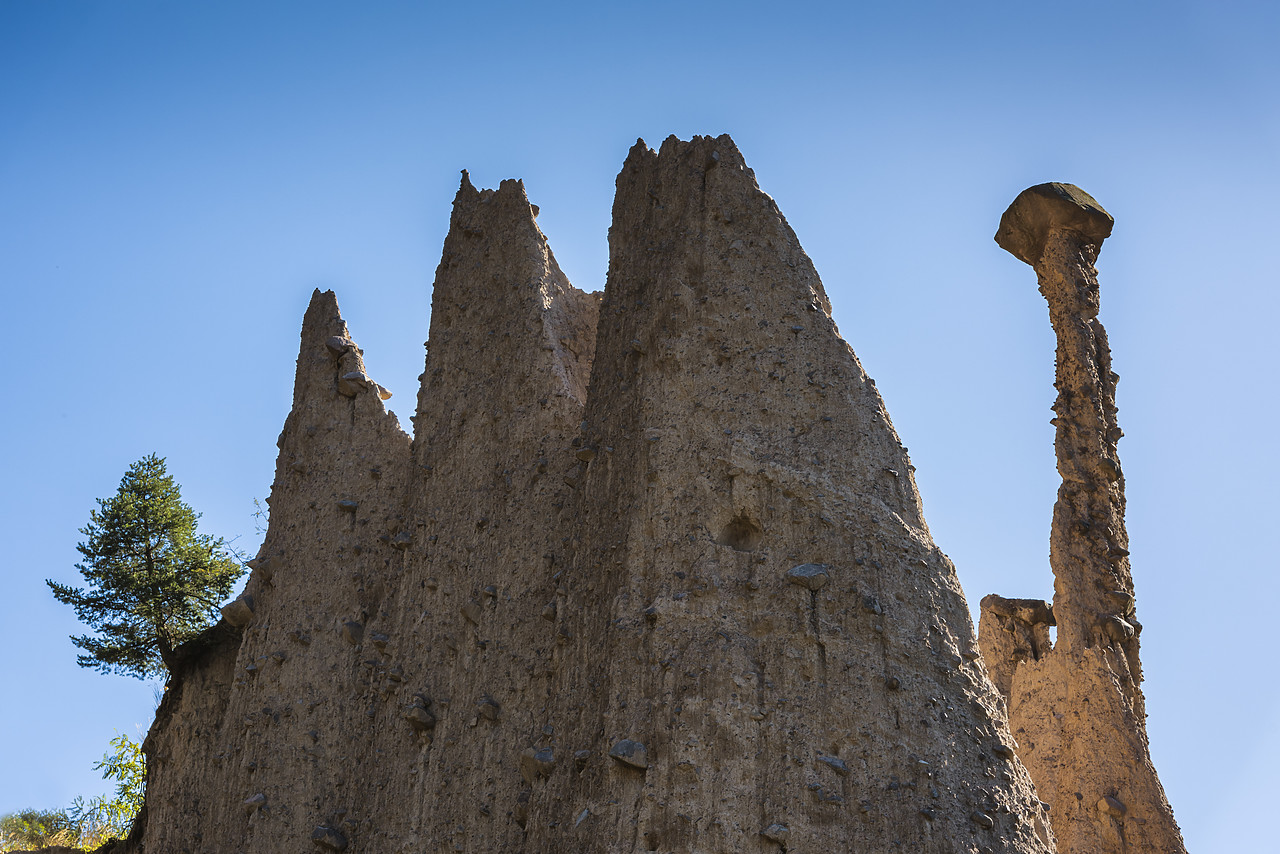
786, 563, 830, 591
1101, 616, 1135, 642
761, 823, 790, 844
478, 696, 500, 720
243, 793, 266, 814
311, 825, 348, 850
341, 621, 363, 645
1104, 590, 1135, 615
520, 747, 556, 783
818, 754, 850, 776
994, 182, 1113, 266
404, 699, 436, 733
337, 499, 358, 513
325, 335, 353, 355
222, 594, 255, 627
1097, 795, 1127, 818
338, 371, 370, 397
971, 811, 995, 829
608, 739, 648, 770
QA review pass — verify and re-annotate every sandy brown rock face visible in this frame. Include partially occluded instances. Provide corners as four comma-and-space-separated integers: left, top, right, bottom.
521, 135, 1053, 854
131, 138, 1061, 853
980, 185, 1185, 854
140, 289, 415, 853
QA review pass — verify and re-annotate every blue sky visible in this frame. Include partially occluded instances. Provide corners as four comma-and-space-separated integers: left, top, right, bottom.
1, 1, 1275, 849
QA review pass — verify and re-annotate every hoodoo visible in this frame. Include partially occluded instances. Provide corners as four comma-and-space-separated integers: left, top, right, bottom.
980, 184, 1186, 853
121, 140, 1172, 853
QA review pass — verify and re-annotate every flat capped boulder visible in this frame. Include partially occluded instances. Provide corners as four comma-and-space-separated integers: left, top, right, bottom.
995, 182, 1113, 265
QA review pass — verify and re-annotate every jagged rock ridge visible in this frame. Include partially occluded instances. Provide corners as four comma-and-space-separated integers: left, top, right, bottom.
129, 137, 1168, 854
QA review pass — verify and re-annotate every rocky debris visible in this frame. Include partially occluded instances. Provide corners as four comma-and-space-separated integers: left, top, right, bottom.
519, 747, 556, 782
608, 739, 648, 770
817, 754, 850, 776
1097, 795, 1127, 818
341, 621, 363, 645
981, 184, 1186, 854
761, 823, 790, 844
311, 825, 348, 850
785, 563, 830, 590
221, 594, 255, 627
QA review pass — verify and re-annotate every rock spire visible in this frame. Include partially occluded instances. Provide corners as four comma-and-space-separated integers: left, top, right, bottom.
979, 183, 1185, 854
121, 142, 1176, 854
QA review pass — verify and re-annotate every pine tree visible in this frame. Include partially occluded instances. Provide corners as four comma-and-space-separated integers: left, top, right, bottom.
48, 454, 244, 678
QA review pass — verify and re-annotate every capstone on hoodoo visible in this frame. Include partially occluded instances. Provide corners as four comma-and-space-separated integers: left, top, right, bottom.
979, 183, 1185, 854
123, 138, 1167, 854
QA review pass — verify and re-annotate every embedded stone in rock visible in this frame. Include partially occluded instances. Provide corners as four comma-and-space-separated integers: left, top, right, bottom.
478, 696, 500, 720
404, 704, 436, 732
1102, 616, 1135, 642
1097, 795, 1127, 818
981, 594, 1055, 626
1104, 590, 1135, 615
243, 793, 266, 814
338, 371, 370, 397
390, 531, 412, 549
461, 601, 482, 624
992, 743, 1016, 761
761, 823, 790, 845
972, 811, 995, 829
341, 621, 364, 645
311, 825, 348, 850
337, 499, 358, 513
222, 594, 255, 627
609, 739, 648, 770
786, 563, 830, 591
541, 602, 557, 621
520, 747, 556, 783
818, 754, 850, 776
995, 182, 1114, 266
325, 335, 353, 355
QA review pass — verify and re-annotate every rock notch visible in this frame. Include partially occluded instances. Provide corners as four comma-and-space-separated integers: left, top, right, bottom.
120, 143, 1175, 854
979, 184, 1186, 853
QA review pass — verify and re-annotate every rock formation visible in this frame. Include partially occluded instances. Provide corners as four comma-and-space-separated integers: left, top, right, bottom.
120, 139, 1175, 854
978, 184, 1185, 853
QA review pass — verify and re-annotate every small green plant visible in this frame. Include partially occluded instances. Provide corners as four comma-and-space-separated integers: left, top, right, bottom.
0, 808, 75, 850
66, 733, 146, 845
0, 733, 145, 851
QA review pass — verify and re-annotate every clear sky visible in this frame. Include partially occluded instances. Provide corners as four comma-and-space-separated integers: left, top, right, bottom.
1, 1, 1275, 849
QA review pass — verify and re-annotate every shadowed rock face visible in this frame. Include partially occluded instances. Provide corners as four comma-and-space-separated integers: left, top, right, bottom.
132, 136, 1064, 853
980, 185, 1185, 854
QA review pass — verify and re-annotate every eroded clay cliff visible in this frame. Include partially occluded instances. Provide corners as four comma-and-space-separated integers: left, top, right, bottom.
978, 184, 1185, 854
123, 138, 1186, 854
